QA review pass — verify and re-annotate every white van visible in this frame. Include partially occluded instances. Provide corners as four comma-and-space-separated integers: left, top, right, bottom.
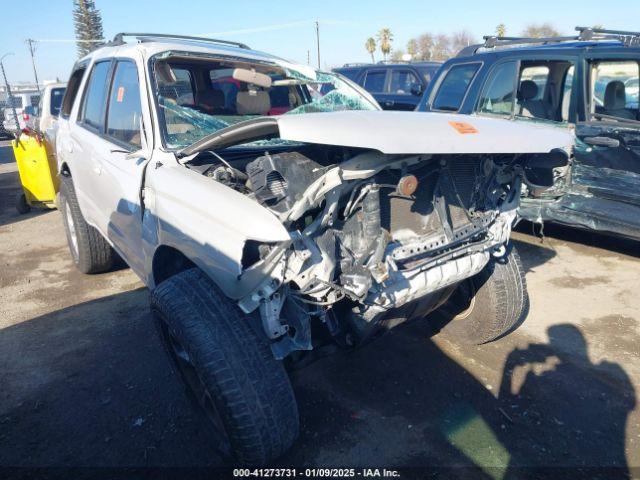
2, 90, 41, 132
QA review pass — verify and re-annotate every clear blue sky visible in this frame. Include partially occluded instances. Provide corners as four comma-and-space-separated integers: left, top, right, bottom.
0, 0, 636, 83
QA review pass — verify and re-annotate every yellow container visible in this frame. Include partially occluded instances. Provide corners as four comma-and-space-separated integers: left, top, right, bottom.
12, 133, 59, 212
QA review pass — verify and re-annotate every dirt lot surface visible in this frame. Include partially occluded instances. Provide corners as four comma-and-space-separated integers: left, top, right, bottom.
1, 141, 639, 478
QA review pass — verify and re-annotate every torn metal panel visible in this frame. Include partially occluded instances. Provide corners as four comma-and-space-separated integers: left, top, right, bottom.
519, 123, 640, 240
520, 194, 640, 239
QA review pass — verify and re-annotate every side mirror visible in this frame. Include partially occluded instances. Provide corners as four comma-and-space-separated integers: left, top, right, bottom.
410, 84, 424, 96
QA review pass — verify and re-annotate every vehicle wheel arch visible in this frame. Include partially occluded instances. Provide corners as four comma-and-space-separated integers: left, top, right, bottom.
151, 245, 198, 287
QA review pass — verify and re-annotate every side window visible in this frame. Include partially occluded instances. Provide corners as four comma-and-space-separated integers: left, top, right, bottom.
478, 61, 517, 116
80, 61, 112, 130
590, 60, 639, 120
61, 66, 87, 118
417, 66, 438, 84
389, 70, 420, 94
432, 63, 480, 111
50, 88, 66, 116
363, 70, 387, 93
106, 61, 142, 148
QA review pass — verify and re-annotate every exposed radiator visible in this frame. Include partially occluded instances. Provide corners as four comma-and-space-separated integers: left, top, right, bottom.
378, 157, 483, 239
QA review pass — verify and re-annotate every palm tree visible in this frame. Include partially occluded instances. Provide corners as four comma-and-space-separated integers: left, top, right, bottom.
365, 37, 376, 63
377, 28, 393, 61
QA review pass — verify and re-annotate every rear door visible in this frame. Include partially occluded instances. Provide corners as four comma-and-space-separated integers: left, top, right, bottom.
66, 59, 113, 227
572, 55, 640, 236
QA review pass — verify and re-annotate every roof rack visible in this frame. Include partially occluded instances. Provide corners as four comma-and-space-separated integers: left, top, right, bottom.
342, 62, 370, 67
459, 26, 640, 56
575, 26, 640, 46
111, 32, 250, 50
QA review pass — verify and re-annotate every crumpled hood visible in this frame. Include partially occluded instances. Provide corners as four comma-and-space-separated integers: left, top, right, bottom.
177, 110, 575, 157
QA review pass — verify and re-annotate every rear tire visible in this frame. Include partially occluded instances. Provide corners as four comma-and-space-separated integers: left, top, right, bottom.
59, 175, 115, 274
15, 193, 31, 214
436, 245, 528, 344
150, 268, 299, 466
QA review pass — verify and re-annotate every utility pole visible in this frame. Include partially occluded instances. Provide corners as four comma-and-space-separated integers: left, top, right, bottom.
307, 49, 310, 65
26, 39, 41, 93
0, 53, 20, 134
315, 20, 321, 69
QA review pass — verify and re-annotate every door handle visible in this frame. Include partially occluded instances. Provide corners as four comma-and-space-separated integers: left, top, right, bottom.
384, 100, 395, 107
583, 136, 620, 148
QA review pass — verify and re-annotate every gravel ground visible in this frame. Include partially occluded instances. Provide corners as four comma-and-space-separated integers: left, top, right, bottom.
0, 142, 638, 478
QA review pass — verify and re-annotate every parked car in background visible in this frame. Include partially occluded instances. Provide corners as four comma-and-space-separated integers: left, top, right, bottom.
27, 82, 66, 134
334, 61, 441, 110
0, 108, 10, 139
417, 26, 640, 241
2, 90, 41, 133
55, 33, 573, 465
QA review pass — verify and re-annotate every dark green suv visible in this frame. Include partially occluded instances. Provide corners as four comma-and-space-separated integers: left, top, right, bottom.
418, 27, 640, 240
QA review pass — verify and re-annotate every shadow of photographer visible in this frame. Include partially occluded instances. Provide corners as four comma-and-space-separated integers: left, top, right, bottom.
496, 324, 636, 478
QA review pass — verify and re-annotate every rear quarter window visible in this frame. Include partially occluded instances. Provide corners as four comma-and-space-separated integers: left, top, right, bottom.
61, 66, 87, 118
432, 63, 481, 111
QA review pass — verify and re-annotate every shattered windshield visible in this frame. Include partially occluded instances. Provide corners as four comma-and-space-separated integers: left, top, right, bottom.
153, 54, 379, 150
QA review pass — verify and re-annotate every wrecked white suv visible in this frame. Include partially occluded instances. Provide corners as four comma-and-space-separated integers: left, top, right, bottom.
56, 33, 574, 464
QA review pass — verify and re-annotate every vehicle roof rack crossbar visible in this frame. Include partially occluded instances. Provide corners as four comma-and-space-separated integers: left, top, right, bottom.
576, 27, 640, 46
482, 35, 579, 49
112, 32, 250, 50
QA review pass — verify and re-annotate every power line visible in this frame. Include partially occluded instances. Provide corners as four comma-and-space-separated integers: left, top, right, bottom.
32, 38, 104, 43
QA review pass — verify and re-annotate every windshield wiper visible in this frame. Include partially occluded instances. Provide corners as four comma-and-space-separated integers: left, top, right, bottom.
592, 112, 640, 125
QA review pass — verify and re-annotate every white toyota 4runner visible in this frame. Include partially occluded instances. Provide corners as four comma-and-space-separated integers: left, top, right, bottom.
56, 33, 574, 464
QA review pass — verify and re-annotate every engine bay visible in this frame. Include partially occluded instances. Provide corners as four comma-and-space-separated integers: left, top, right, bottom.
187, 146, 525, 357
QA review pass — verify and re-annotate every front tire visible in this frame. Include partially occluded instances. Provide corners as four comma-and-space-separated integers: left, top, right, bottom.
150, 268, 299, 465
59, 175, 115, 274
436, 246, 528, 344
